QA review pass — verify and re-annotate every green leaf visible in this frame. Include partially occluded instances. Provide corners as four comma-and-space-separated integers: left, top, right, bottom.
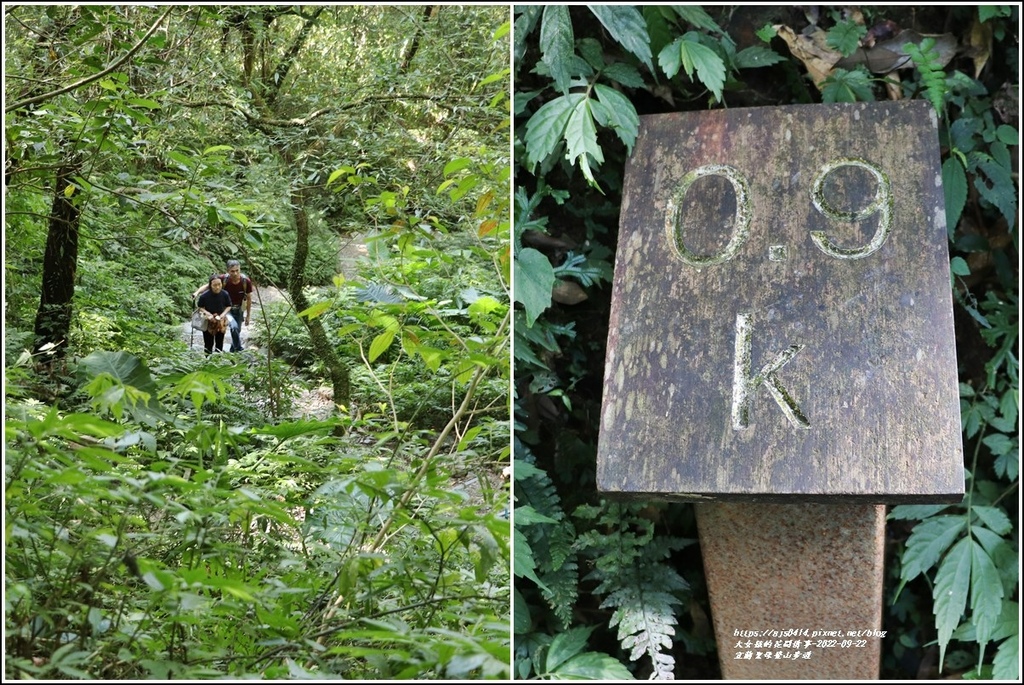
564, 95, 603, 184
513, 248, 556, 327
969, 539, 1005, 668
951, 256, 971, 277
592, 84, 640, 153
993, 631, 1019, 680
972, 504, 1013, 535
994, 124, 1018, 145
971, 152, 1016, 229
514, 5, 542, 70
297, 299, 333, 320
826, 20, 867, 57
602, 62, 644, 88
756, 24, 778, 42
513, 588, 532, 635
513, 527, 549, 591
978, 6, 1013, 23
888, 504, 950, 520
515, 504, 558, 526
942, 157, 968, 234
588, 5, 653, 72
540, 5, 574, 94
523, 93, 579, 172
821, 67, 875, 103
933, 537, 971, 671
201, 145, 233, 156
368, 330, 395, 362
735, 45, 786, 69
901, 515, 966, 582
672, 6, 726, 36
553, 652, 635, 680
658, 34, 726, 102
544, 626, 593, 672
443, 157, 473, 176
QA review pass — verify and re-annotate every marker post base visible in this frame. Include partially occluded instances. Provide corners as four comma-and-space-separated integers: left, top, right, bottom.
696, 502, 886, 679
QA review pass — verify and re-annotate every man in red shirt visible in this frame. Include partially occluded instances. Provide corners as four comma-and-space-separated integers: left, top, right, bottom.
193, 259, 254, 352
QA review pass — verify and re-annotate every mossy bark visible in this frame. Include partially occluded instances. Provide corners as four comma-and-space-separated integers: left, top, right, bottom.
32, 157, 82, 358
287, 185, 351, 406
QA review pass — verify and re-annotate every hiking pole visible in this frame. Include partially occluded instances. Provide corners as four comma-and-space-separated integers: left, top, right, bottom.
190, 295, 196, 350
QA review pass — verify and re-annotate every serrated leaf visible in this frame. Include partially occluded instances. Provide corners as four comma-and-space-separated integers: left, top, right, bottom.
513, 5, 542, 71
540, 5, 574, 94
593, 84, 639, 153
513, 527, 549, 592
523, 94, 579, 172
969, 539, 1004, 668
972, 504, 1013, 535
735, 45, 786, 68
756, 24, 778, 42
992, 633, 1019, 680
672, 6, 725, 36
821, 67, 875, 103
972, 153, 1016, 228
933, 537, 971, 671
514, 248, 556, 327
602, 62, 644, 88
678, 34, 726, 102
951, 256, 971, 276
826, 20, 867, 57
942, 157, 968, 234
888, 504, 950, 520
588, 5, 652, 71
515, 504, 558, 526
994, 448, 1018, 482
565, 96, 603, 184
657, 37, 684, 79
901, 515, 966, 582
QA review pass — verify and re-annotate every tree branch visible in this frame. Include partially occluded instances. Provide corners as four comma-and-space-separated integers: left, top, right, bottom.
5, 6, 175, 113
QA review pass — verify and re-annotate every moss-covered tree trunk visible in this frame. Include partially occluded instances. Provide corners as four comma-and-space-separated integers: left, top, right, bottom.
32, 157, 82, 358
287, 184, 351, 406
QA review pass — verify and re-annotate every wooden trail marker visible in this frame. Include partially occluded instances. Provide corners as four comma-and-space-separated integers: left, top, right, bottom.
598, 101, 964, 503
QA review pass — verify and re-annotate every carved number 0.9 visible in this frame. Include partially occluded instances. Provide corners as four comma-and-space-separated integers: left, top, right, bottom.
665, 158, 892, 266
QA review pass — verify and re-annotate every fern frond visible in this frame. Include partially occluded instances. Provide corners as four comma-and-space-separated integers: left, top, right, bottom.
904, 37, 947, 117
514, 441, 580, 627
602, 565, 688, 680
575, 502, 694, 679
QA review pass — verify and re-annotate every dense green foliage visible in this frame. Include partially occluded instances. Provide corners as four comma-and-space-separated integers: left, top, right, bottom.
5, 5, 510, 679
513, 5, 1017, 680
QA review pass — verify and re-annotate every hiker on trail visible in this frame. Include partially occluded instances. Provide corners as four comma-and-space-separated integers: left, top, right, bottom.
197, 276, 232, 355
193, 259, 254, 352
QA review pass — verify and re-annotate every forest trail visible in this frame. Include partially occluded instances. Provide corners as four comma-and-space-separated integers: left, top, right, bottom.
179, 234, 370, 418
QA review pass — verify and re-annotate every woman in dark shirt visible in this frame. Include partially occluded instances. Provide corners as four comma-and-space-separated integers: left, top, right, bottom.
197, 276, 232, 354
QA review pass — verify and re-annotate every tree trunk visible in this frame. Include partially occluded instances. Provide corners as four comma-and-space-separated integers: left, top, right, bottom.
287, 185, 351, 406
32, 158, 82, 358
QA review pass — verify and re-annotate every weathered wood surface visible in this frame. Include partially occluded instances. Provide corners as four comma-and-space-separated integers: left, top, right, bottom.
597, 101, 964, 502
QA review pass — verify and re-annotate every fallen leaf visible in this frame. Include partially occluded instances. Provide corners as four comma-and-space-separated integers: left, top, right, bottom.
551, 279, 588, 305
967, 17, 992, 78
775, 24, 842, 87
